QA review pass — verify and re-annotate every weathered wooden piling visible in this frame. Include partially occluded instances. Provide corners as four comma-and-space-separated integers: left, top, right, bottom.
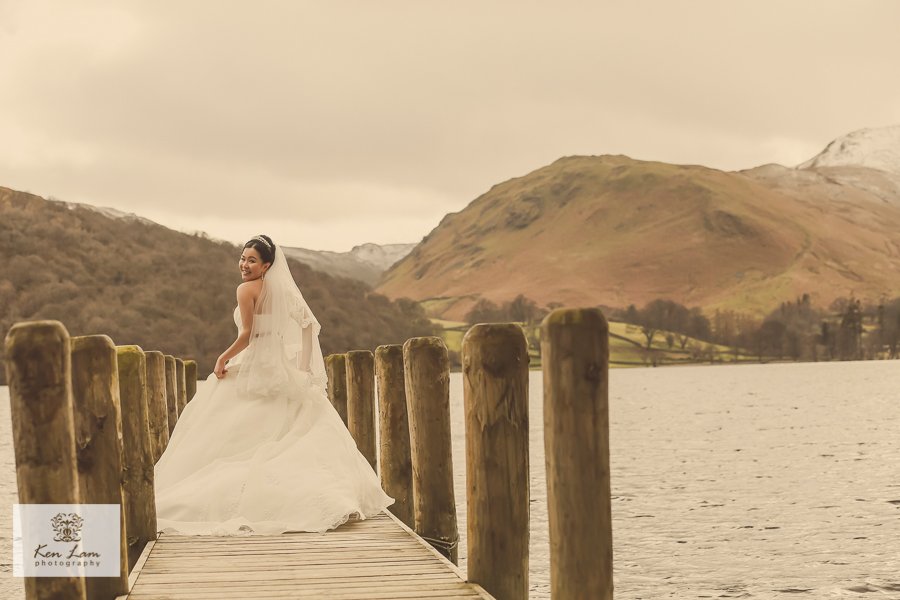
5, 317, 533, 599
175, 357, 187, 415
116, 345, 157, 572
164, 354, 177, 435
346, 350, 377, 469
144, 351, 170, 462
374, 344, 414, 529
403, 336, 459, 564
184, 359, 198, 403
325, 353, 349, 426
462, 324, 530, 599
541, 308, 613, 600
69, 334, 129, 599
5, 321, 87, 600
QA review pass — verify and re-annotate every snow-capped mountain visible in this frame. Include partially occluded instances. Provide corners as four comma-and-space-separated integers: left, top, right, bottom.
283, 242, 415, 286
349, 242, 416, 271
798, 125, 900, 175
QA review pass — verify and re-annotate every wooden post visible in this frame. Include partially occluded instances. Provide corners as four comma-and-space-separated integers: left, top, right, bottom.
325, 353, 349, 426
345, 350, 377, 469
164, 355, 177, 436
175, 357, 187, 416
403, 336, 459, 563
116, 346, 157, 572
462, 324, 530, 599
144, 351, 170, 461
374, 344, 414, 529
184, 359, 198, 403
541, 308, 613, 600
5, 321, 87, 600
70, 334, 129, 598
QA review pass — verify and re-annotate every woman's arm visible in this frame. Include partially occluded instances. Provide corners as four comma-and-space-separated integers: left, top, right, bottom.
214, 283, 257, 379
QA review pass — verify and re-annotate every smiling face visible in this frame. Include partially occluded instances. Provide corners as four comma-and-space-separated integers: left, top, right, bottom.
239, 247, 271, 281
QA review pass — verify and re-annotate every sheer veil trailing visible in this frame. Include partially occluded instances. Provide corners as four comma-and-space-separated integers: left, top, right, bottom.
234, 244, 328, 398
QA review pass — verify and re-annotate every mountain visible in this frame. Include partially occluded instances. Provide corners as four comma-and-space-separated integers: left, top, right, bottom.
60, 200, 160, 227
0, 187, 434, 385
791, 125, 900, 206
798, 125, 900, 175
62, 198, 416, 284
375, 128, 900, 321
282, 242, 415, 286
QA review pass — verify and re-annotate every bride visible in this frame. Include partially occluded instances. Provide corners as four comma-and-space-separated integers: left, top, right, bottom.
154, 234, 394, 535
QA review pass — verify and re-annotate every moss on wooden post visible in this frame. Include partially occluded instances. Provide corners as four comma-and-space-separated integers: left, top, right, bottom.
175, 357, 187, 416
325, 353, 349, 426
403, 336, 458, 563
541, 308, 613, 599
5, 321, 87, 600
375, 344, 414, 529
116, 345, 157, 572
346, 350, 377, 469
164, 355, 177, 436
70, 334, 129, 597
184, 359, 198, 403
462, 324, 530, 599
144, 351, 170, 461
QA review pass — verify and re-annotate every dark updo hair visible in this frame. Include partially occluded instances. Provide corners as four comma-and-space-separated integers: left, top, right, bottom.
243, 234, 276, 265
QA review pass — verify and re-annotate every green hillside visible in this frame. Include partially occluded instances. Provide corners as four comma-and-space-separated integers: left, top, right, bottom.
434, 317, 765, 370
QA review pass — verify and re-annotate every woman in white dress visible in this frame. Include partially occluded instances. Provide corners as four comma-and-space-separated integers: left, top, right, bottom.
154, 234, 393, 535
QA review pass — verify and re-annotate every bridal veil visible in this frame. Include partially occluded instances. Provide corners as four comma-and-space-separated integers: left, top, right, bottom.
234, 244, 328, 398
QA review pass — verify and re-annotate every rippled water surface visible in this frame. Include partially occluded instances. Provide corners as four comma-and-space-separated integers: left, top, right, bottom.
3, 361, 899, 598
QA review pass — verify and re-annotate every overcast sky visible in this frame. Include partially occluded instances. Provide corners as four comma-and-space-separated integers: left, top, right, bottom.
2, 1, 899, 251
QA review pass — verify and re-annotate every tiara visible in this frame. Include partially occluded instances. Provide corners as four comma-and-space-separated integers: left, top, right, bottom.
252, 235, 272, 249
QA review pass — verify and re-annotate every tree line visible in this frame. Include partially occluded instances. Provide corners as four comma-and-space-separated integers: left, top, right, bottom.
613, 294, 900, 362
463, 291, 900, 364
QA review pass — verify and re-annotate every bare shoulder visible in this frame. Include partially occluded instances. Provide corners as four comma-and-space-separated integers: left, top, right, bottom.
236, 280, 263, 303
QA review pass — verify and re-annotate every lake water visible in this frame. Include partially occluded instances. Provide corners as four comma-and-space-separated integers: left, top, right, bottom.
3, 361, 899, 598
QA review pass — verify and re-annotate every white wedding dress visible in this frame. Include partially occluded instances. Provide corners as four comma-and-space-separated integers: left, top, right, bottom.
154, 274, 394, 535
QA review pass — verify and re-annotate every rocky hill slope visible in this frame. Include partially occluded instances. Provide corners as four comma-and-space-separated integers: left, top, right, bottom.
376, 127, 900, 320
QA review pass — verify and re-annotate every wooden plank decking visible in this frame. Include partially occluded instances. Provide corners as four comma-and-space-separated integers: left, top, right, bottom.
121, 512, 494, 599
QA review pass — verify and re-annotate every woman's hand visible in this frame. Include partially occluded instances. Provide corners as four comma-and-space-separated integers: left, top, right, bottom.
214, 356, 228, 379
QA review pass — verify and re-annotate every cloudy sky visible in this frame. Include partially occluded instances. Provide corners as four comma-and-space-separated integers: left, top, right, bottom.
1, 1, 898, 251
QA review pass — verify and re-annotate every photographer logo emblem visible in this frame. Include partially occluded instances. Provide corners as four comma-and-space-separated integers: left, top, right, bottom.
51, 512, 84, 543
13, 504, 120, 577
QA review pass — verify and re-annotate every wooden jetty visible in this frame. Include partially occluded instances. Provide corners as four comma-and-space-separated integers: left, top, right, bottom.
122, 512, 491, 599
6, 307, 613, 600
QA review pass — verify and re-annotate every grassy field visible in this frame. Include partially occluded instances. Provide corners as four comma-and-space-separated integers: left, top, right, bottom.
433, 317, 769, 369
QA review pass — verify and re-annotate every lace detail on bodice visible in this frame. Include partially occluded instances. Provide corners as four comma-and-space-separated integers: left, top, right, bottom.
291, 306, 313, 328
235, 304, 313, 331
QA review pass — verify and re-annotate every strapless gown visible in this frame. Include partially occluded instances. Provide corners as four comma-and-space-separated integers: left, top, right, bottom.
154, 306, 393, 535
